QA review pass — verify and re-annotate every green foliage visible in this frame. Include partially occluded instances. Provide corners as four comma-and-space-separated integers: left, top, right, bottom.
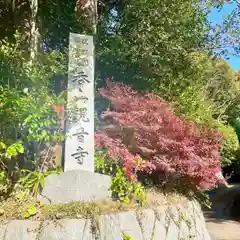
0, 141, 24, 159
174, 84, 214, 123
217, 123, 239, 166
19, 167, 62, 197
110, 167, 146, 204
24, 203, 38, 218
0, 169, 11, 197
0, 0, 238, 202
122, 232, 135, 240
0, 32, 66, 88
0, 33, 67, 148
233, 117, 240, 140
95, 150, 117, 176
95, 151, 146, 204
98, 0, 210, 92
194, 190, 211, 209
205, 59, 240, 121
0, 33, 68, 200
172, 58, 240, 167
96, 1, 240, 153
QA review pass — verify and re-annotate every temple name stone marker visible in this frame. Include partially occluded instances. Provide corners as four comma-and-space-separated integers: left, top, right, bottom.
41, 34, 111, 203
64, 33, 94, 172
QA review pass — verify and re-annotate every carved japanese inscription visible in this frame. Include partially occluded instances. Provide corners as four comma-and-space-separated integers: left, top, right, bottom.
64, 33, 94, 172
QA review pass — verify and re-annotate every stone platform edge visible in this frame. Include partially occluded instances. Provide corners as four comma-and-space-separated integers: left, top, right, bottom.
0, 200, 211, 240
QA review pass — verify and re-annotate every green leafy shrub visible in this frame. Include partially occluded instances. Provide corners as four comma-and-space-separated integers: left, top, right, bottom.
217, 123, 239, 166
110, 166, 146, 204
95, 151, 146, 204
173, 84, 214, 124
0, 33, 69, 199
0, 140, 24, 160
95, 150, 118, 176
232, 117, 240, 141
18, 167, 62, 197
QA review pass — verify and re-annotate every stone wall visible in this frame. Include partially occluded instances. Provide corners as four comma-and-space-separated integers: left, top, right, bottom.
0, 200, 211, 240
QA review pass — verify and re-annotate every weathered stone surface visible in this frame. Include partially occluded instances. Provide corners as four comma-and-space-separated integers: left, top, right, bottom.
202, 229, 212, 240
0, 201, 212, 240
4, 220, 39, 240
0, 223, 7, 239
153, 218, 167, 240
166, 222, 179, 240
154, 206, 166, 224
99, 213, 122, 240
65, 33, 95, 173
195, 210, 212, 240
179, 221, 190, 240
137, 209, 155, 240
41, 170, 111, 203
188, 221, 198, 240
39, 219, 93, 240
151, 206, 167, 239
118, 211, 143, 240
166, 205, 180, 223
195, 213, 205, 239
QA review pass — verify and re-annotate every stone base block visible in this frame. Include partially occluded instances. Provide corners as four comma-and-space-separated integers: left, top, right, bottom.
41, 170, 111, 204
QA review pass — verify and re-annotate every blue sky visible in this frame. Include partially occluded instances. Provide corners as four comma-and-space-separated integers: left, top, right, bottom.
208, 2, 240, 69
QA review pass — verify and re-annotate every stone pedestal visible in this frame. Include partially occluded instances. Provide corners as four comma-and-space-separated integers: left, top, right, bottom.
41, 170, 111, 204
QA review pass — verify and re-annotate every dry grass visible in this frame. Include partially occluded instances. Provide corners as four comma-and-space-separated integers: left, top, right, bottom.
0, 189, 188, 221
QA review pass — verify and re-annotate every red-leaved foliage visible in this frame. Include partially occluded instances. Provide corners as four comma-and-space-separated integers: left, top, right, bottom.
95, 82, 223, 190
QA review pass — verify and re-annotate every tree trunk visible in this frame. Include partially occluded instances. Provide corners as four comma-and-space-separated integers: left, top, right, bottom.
29, 0, 39, 61
75, 0, 97, 34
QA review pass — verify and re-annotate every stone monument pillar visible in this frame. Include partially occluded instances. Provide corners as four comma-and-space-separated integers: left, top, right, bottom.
64, 33, 94, 172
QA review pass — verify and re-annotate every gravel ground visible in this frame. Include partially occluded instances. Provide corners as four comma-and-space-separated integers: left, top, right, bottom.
204, 184, 240, 240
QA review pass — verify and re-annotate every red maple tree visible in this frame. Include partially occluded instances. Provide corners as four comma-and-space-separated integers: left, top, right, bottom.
95, 82, 223, 190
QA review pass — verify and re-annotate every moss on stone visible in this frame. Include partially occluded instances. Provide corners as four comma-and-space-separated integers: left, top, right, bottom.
0, 189, 188, 221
